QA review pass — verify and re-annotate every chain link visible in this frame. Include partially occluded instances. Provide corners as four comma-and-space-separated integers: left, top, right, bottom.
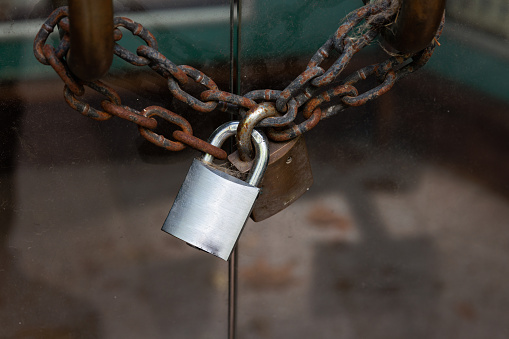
33, 0, 444, 156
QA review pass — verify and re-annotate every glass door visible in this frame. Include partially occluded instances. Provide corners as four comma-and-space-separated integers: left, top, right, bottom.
1, 1, 509, 338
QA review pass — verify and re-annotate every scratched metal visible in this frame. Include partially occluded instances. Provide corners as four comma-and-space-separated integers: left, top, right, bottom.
236, 103, 277, 161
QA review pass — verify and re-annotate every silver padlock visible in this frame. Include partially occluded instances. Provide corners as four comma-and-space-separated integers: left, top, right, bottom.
162, 121, 269, 260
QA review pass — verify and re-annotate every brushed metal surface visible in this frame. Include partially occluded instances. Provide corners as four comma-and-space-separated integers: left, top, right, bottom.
162, 159, 260, 260
163, 121, 269, 260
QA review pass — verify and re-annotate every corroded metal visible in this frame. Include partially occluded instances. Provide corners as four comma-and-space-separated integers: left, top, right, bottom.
167, 66, 219, 113
173, 130, 228, 160
302, 84, 358, 119
113, 17, 158, 66
201, 90, 257, 110
44, 45, 84, 96
136, 45, 188, 84
101, 101, 157, 129
342, 70, 396, 106
236, 103, 277, 161
33, 6, 69, 65
266, 110, 321, 142
275, 67, 324, 112
138, 106, 193, 152
34, 2, 445, 152
63, 80, 119, 120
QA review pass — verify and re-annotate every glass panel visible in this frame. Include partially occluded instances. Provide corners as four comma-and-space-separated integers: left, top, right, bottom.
2, 1, 509, 338
1, 1, 231, 338
238, 1, 509, 338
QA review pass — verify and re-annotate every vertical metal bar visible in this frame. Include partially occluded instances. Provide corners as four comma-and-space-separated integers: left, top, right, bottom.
228, 246, 238, 339
68, 0, 114, 81
228, 1, 241, 338
381, 0, 446, 54
230, 0, 241, 96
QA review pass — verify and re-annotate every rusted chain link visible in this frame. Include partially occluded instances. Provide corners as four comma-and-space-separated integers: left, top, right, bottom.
64, 80, 118, 120
33, 0, 444, 156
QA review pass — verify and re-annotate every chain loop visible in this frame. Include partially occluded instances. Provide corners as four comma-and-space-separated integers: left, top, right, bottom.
136, 45, 189, 85
54, 30, 71, 60
44, 45, 84, 96
302, 84, 358, 119
138, 106, 192, 151
244, 89, 281, 102
275, 66, 324, 113
243, 89, 303, 128
34, 2, 444, 153
173, 130, 227, 160
201, 90, 257, 110
64, 81, 119, 121
342, 70, 396, 106
167, 66, 219, 112
113, 17, 158, 66
33, 7, 69, 65
101, 101, 157, 129
267, 109, 322, 142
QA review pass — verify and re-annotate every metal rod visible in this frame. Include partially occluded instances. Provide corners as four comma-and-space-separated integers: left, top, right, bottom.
228, 0, 241, 338
228, 245, 238, 339
362, 0, 446, 54
68, 0, 114, 81
382, 0, 446, 54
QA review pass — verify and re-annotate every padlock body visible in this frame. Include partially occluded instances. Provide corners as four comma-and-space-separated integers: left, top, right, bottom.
252, 136, 313, 221
162, 158, 260, 260
230, 136, 313, 221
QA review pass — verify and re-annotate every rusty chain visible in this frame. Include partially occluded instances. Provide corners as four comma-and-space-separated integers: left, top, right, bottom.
33, 1, 444, 159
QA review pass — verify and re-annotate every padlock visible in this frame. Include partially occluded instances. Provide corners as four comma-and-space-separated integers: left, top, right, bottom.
162, 121, 269, 260
229, 136, 313, 221
228, 102, 313, 222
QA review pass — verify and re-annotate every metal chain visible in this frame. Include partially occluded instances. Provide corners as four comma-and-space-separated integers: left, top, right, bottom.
33, 0, 444, 157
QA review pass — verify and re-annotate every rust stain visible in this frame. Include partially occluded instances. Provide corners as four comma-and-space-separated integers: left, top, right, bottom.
173, 130, 227, 160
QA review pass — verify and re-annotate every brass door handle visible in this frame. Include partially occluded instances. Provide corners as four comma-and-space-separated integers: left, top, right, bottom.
363, 0, 446, 54
67, 0, 113, 81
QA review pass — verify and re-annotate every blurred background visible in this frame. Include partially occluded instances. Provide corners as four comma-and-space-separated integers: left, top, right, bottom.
1, 0, 508, 338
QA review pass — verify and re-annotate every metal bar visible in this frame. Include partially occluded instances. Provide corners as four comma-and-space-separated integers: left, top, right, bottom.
228, 0, 241, 337
228, 246, 238, 339
68, 0, 113, 81
361, 0, 446, 54
382, 0, 446, 54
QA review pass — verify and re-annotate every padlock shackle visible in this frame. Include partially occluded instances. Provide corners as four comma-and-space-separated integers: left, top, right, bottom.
236, 103, 277, 162
203, 121, 269, 187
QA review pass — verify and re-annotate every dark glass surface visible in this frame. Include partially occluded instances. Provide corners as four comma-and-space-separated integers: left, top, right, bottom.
1, 1, 509, 338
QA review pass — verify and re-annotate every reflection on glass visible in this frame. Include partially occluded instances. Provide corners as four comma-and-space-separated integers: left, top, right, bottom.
0, 0, 509, 338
